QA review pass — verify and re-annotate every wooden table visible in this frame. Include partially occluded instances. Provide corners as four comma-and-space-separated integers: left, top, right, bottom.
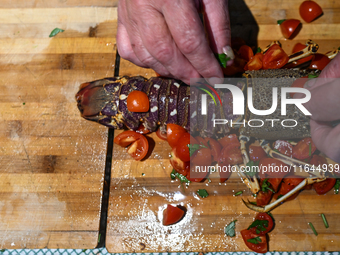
0, 0, 339, 252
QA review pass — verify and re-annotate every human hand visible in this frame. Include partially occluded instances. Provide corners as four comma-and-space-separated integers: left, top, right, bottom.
301, 54, 340, 162
116, 0, 233, 85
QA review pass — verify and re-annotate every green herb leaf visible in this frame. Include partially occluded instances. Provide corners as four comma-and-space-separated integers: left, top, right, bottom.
334, 179, 340, 194
261, 178, 275, 193
23, 102, 26, 105
247, 219, 269, 234
98, 233, 101, 243
246, 160, 259, 177
216, 53, 231, 68
197, 189, 209, 198
249, 201, 257, 205
171, 169, 191, 183
308, 73, 320, 79
141, 173, 145, 176
49, 28, 65, 37
247, 236, 262, 244
187, 143, 208, 157
256, 47, 262, 53
224, 220, 237, 237
234, 191, 243, 196
82, 249, 87, 253
277, 19, 286, 25
308, 222, 318, 236
170, 169, 177, 180
321, 213, 329, 228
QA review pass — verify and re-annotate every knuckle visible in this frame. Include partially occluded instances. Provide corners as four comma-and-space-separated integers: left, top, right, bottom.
151, 43, 173, 63
178, 36, 202, 56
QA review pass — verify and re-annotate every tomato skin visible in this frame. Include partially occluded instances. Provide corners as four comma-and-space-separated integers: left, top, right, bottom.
219, 146, 243, 166
219, 169, 232, 183
218, 134, 240, 148
166, 124, 187, 148
274, 175, 304, 201
249, 213, 274, 235
309, 53, 331, 70
238, 45, 254, 62
191, 148, 212, 167
279, 19, 301, 39
241, 229, 268, 253
256, 190, 273, 206
299, 0, 323, 23
175, 133, 197, 162
263, 44, 289, 69
127, 90, 149, 112
162, 204, 185, 226
259, 158, 290, 178
156, 128, 167, 141
313, 178, 336, 195
310, 154, 327, 167
204, 137, 222, 162
170, 148, 189, 176
136, 124, 150, 134
187, 165, 208, 182
292, 138, 317, 160
245, 52, 263, 71
114, 131, 149, 161
114, 131, 141, 147
273, 140, 294, 157
249, 145, 267, 161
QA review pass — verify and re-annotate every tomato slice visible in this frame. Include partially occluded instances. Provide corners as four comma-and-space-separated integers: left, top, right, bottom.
267, 178, 283, 192
218, 134, 240, 148
219, 169, 232, 183
219, 146, 243, 166
167, 124, 187, 148
175, 133, 198, 162
309, 53, 331, 70
170, 147, 189, 176
313, 178, 336, 195
259, 158, 290, 178
245, 52, 263, 71
191, 148, 212, 167
114, 131, 149, 161
273, 140, 294, 157
156, 128, 167, 141
292, 138, 317, 160
263, 44, 289, 69
310, 154, 327, 167
249, 212, 274, 235
289, 76, 309, 97
249, 145, 267, 161
238, 45, 254, 62
256, 190, 273, 206
187, 165, 208, 182
274, 175, 304, 201
241, 229, 268, 253
299, 0, 323, 23
162, 204, 185, 226
126, 90, 149, 112
204, 137, 222, 162
279, 19, 301, 39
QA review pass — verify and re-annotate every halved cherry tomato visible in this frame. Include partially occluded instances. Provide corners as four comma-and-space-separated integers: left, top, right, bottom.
167, 124, 187, 148
222, 56, 247, 76
191, 148, 212, 167
274, 175, 304, 201
292, 137, 316, 160
195, 136, 208, 147
162, 204, 185, 226
219, 146, 243, 166
289, 76, 308, 97
176, 133, 197, 162
299, 0, 323, 23
219, 169, 232, 183
256, 190, 273, 206
249, 145, 267, 161
170, 147, 189, 176
204, 137, 222, 162
309, 53, 331, 70
187, 165, 208, 182
114, 131, 149, 161
268, 178, 283, 193
218, 134, 240, 148
136, 124, 150, 134
279, 19, 301, 39
310, 154, 327, 167
313, 178, 336, 195
273, 140, 294, 157
238, 45, 254, 62
156, 128, 167, 141
241, 229, 268, 253
259, 158, 290, 178
126, 90, 149, 112
249, 212, 274, 235
245, 52, 263, 71
263, 44, 289, 69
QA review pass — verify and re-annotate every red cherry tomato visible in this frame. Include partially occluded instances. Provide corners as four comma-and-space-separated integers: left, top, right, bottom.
156, 128, 167, 141
204, 137, 222, 162
299, 0, 323, 23
274, 175, 304, 201
238, 45, 254, 62
170, 147, 189, 176
219, 146, 243, 166
292, 138, 317, 160
162, 204, 185, 226
249, 145, 267, 161
187, 165, 208, 182
191, 148, 212, 167
126, 90, 149, 112
310, 154, 328, 167
245, 52, 263, 71
267, 178, 283, 193
218, 134, 240, 148
176, 133, 197, 162
313, 178, 336, 195
114, 131, 149, 161
241, 229, 268, 253
259, 158, 290, 178
263, 44, 289, 69
279, 19, 301, 39
256, 190, 273, 206
166, 124, 187, 148
219, 169, 232, 183
136, 124, 150, 134
249, 213, 274, 235
195, 136, 208, 147
309, 53, 331, 70
289, 76, 309, 97
273, 140, 294, 157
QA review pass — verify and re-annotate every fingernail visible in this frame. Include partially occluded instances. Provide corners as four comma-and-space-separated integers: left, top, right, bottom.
222, 46, 235, 60
304, 78, 317, 89
226, 59, 234, 67
207, 77, 223, 85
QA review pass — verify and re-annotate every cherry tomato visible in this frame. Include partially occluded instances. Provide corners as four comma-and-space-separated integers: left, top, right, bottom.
279, 19, 301, 39
222, 56, 248, 76
191, 148, 212, 167
274, 175, 304, 201
292, 138, 317, 160
263, 44, 289, 69
218, 134, 240, 148
187, 165, 208, 182
126, 90, 149, 112
256, 190, 273, 206
245, 52, 263, 71
136, 124, 150, 134
313, 178, 336, 195
310, 154, 328, 167
299, 0, 323, 23
219, 146, 243, 166
176, 133, 196, 162
249, 212, 274, 235
259, 158, 290, 178
204, 137, 222, 162
309, 53, 331, 70
289, 76, 309, 97
219, 169, 232, 183
162, 204, 185, 226
267, 178, 283, 193
170, 147, 189, 176
241, 229, 268, 253
195, 136, 208, 147
273, 140, 294, 157
249, 145, 267, 161
114, 131, 149, 161
238, 45, 254, 62
156, 128, 167, 141
166, 124, 187, 148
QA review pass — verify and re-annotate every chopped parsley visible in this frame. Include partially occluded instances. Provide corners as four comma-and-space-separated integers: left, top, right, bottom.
197, 189, 209, 198
49, 28, 65, 37
247, 236, 262, 244
247, 219, 269, 234
256, 47, 262, 53
23, 102, 26, 105
234, 191, 243, 196
308, 73, 320, 79
188, 143, 208, 157
246, 160, 259, 177
334, 179, 340, 194
224, 220, 237, 237
216, 53, 231, 68
170, 169, 190, 183
277, 19, 286, 25
261, 178, 275, 193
